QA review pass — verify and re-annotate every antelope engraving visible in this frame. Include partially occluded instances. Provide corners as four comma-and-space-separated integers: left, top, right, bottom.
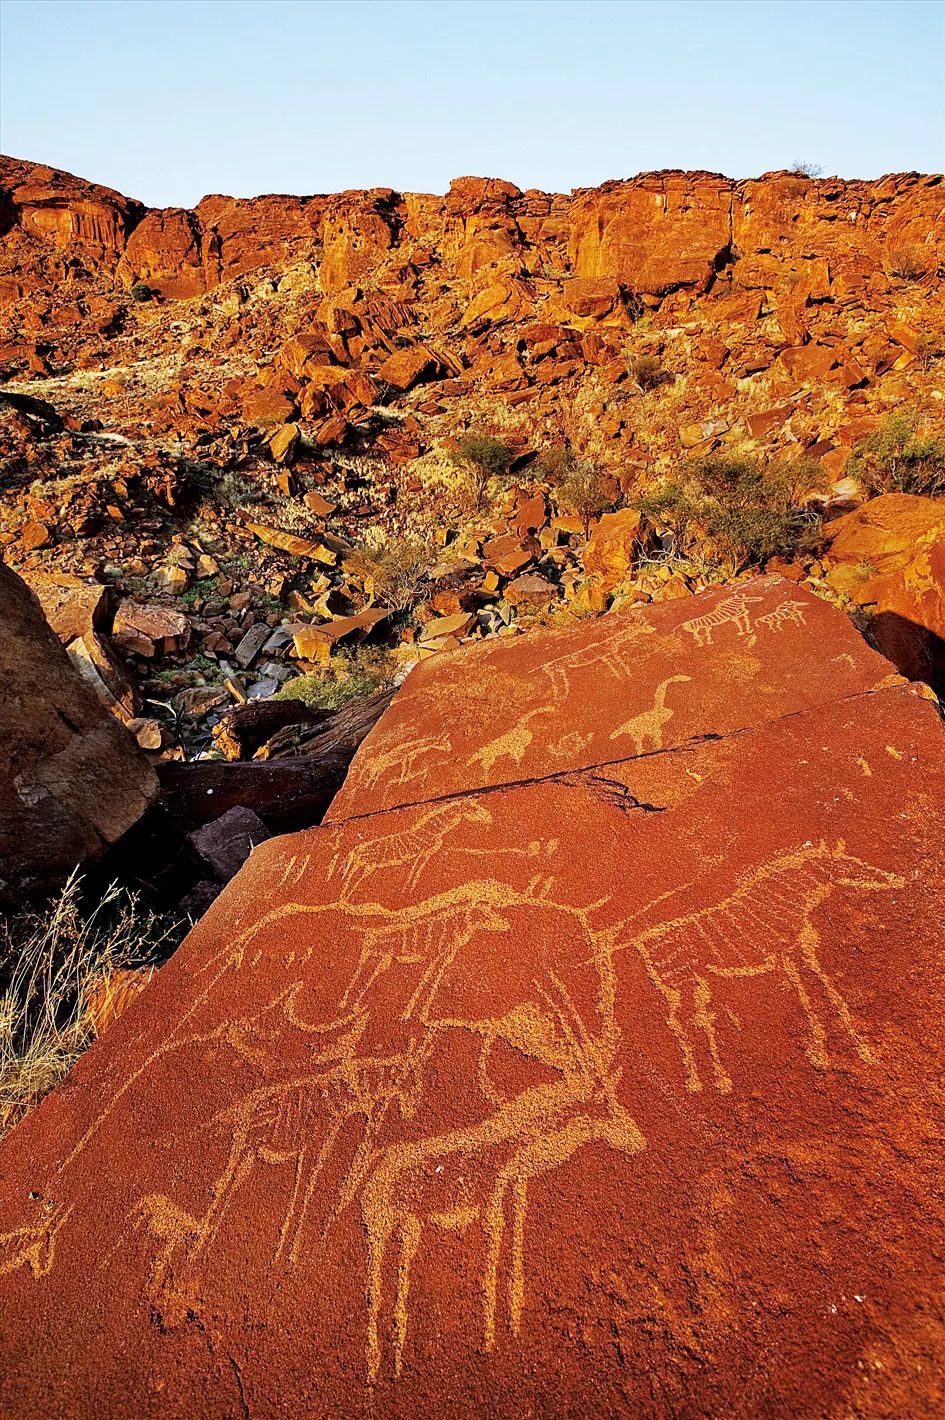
540, 619, 655, 700
757, 599, 808, 633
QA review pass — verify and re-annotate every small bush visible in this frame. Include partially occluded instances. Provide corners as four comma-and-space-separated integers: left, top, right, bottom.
274, 646, 394, 713
634, 454, 824, 568
628, 353, 669, 391
846, 413, 945, 497
884, 246, 929, 282
130, 282, 154, 303
542, 447, 618, 536
0, 876, 181, 1135
345, 535, 434, 611
789, 160, 823, 178
449, 434, 515, 509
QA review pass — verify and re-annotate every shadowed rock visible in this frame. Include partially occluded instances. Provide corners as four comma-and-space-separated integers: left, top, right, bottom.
0, 561, 158, 907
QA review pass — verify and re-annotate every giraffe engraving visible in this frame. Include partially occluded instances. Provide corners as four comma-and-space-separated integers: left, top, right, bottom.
617, 841, 904, 1092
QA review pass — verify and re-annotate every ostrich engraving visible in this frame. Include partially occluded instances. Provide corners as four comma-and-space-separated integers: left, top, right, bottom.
609, 674, 691, 754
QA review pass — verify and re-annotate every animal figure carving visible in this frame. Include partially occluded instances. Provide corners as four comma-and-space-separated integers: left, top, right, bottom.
541, 619, 655, 700
467, 707, 552, 775
609, 675, 691, 753
348, 731, 451, 794
0, 1203, 73, 1280
757, 600, 808, 633
332, 800, 492, 895
128, 887, 515, 1313
358, 948, 645, 1381
680, 594, 762, 648
619, 841, 903, 1092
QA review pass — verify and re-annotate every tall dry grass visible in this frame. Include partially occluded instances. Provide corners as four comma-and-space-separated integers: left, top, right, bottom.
0, 874, 181, 1136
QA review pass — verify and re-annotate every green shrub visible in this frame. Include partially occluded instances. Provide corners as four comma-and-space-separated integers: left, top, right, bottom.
542, 448, 618, 536
884, 246, 929, 282
274, 646, 394, 713
449, 433, 515, 508
345, 535, 433, 611
130, 282, 154, 303
634, 454, 824, 568
846, 413, 945, 497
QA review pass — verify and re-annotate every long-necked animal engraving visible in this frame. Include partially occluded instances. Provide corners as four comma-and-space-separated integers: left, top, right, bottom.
609, 674, 691, 753
618, 841, 904, 1092
467, 707, 552, 775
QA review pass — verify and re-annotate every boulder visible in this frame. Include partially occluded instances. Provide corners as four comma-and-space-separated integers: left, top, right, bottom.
581, 507, 643, 591
332, 577, 898, 817
112, 600, 191, 656
188, 806, 271, 884
0, 593, 942, 1417
18, 572, 107, 642
823, 493, 945, 692
375, 345, 436, 391
0, 562, 159, 907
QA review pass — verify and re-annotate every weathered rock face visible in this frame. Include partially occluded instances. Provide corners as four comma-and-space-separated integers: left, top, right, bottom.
824, 493, 945, 692
330, 577, 900, 816
1, 584, 942, 1416
0, 561, 158, 906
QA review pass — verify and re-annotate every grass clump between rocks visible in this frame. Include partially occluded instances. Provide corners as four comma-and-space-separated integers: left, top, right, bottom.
274, 645, 394, 714
0, 876, 181, 1136
846, 413, 945, 498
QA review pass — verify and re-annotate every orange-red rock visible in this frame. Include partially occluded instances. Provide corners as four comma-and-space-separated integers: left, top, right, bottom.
0, 597, 942, 1416
824, 492, 945, 690
331, 578, 897, 817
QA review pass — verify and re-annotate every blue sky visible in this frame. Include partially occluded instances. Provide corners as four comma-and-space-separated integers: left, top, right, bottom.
1, 0, 942, 206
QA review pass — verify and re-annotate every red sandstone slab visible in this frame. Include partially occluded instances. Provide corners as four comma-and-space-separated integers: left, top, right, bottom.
1, 683, 943, 1417
328, 577, 900, 819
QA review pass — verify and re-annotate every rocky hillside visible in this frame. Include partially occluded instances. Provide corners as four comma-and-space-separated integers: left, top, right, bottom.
1, 156, 943, 755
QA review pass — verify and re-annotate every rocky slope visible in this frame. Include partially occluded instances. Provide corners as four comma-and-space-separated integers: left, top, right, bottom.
1, 156, 943, 756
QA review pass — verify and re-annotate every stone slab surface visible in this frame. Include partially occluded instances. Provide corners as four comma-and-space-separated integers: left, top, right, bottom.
1, 681, 943, 1417
329, 577, 900, 819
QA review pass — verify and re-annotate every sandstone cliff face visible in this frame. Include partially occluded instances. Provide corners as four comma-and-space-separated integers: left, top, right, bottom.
0, 582, 942, 1415
2, 157, 941, 304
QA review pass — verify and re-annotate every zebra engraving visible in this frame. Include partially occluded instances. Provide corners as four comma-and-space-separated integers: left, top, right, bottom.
680, 593, 762, 648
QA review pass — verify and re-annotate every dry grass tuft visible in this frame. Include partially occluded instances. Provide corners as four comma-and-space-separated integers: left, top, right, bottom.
0, 875, 182, 1136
